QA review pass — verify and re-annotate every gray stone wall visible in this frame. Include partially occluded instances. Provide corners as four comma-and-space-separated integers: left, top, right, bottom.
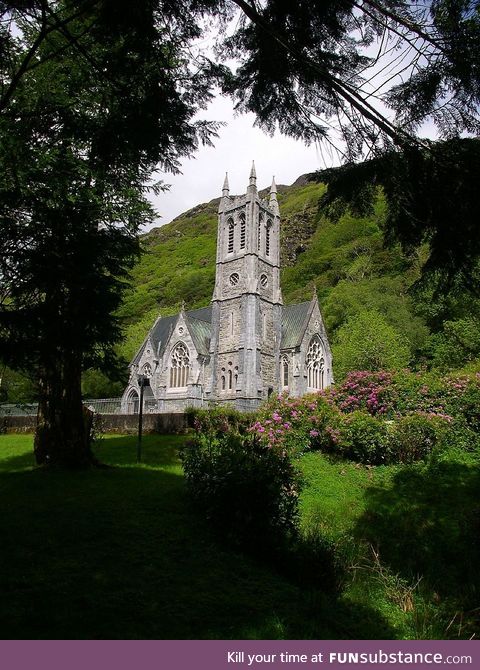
1, 413, 189, 434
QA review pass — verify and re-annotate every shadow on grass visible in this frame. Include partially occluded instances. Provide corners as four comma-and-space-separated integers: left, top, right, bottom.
354, 460, 480, 610
0, 449, 36, 471
0, 453, 398, 640
94, 433, 186, 468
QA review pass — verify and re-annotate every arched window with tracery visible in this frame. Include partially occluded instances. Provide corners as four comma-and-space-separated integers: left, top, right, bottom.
170, 342, 190, 388
239, 214, 246, 249
306, 337, 325, 390
281, 355, 289, 388
227, 218, 234, 254
142, 362, 152, 377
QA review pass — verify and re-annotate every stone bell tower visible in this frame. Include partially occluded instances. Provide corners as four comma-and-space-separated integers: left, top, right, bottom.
208, 162, 283, 411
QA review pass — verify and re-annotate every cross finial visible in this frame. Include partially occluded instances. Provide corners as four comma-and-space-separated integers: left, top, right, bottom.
181, 299, 186, 312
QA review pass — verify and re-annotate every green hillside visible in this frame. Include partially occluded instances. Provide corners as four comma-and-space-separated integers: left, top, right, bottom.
2, 174, 479, 403
117, 177, 429, 367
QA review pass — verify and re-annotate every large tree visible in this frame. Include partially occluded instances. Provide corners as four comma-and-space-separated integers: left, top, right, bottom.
0, 0, 224, 466
222, 1, 480, 282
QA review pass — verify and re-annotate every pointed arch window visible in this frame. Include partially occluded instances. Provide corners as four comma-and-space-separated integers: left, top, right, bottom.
170, 342, 190, 388
221, 367, 226, 391
265, 219, 272, 256
227, 218, 234, 254
142, 362, 152, 377
257, 214, 263, 251
282, 355, 290, 388
306, 337, 325, 391
239, 214, 246, 249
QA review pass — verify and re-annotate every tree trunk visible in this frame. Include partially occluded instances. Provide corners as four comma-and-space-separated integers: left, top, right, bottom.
34, 353, 96, 468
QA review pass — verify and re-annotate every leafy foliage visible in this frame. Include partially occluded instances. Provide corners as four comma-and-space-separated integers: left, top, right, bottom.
250, 369, 480, 464
332, 310, 411, 379
428, 316, 480, 370
181, 429, 301, 553
319, 139, 480, 284
339, 411, 390, 465
0, 0, 224, 464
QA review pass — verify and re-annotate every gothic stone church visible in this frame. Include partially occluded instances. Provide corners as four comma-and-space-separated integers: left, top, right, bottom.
122, 164, 333, 413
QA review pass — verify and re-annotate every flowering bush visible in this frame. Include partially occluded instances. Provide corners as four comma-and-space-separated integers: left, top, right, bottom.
332, 369, 480, 426
246, 370, 480, 465
331, 371, 398, 417
443, 374, 480, 432
252, 393, 342, 456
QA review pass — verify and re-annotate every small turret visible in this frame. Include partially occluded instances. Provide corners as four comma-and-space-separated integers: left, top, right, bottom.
222, 172, 229, 197
247, 160, 257, 194
269, 176, 279, 214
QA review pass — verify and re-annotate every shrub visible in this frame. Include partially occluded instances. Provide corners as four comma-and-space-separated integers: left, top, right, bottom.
185, 405, 253, 438
331, 370, 398, 417
444, 375, 480, 433
252, 393, 342, 456
180, 432, 301, 553
338, 411, 390, 465
389, 413, 445, 464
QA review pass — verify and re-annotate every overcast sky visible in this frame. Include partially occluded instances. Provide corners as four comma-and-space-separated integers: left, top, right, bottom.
147, 94, 340, 231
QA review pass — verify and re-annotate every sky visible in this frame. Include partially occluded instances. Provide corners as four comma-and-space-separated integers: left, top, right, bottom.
146, 94, 340, 231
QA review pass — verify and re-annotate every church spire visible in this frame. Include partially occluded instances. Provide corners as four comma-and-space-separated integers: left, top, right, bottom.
247, 161, 257, 195
222, 172, 229, 197
269, 176, 279, 214
249, 161, 256, 184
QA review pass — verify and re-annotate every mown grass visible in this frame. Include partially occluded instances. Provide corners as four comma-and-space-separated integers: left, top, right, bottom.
0, 434, 388, 640
0, 434, 478, 639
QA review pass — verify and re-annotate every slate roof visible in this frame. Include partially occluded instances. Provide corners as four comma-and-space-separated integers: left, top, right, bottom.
186, 311, 212, 356
131, 301, 310, 365
281, 301, 311, 349
131, 307, 212, 365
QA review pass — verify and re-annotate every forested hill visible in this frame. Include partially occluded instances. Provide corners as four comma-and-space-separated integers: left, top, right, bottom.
3, 173, 479, 402
116, 176, 431, 370
115, 172, 480, 385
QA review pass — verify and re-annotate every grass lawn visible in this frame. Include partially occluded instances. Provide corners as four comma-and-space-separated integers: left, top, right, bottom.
0, 434, 478, 639
299, 450, 480, 639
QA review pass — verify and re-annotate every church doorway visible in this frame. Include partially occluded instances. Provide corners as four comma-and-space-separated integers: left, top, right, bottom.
127, 388, 139, 414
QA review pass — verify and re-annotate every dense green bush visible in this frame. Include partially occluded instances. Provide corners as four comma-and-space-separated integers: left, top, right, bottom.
443, 376, 480, 433
181, 431, 301, 552
389, 414, 444, 464
338, 411, 390, 465
185, 405, 254, 437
